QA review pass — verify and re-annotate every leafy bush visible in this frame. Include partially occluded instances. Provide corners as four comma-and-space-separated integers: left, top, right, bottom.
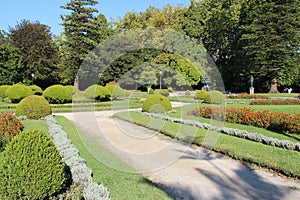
28, 85, 43, 95
142, 94, 172, 113
0, 130, 66, 199
154, 89, 170, 97
5, 84, 33, 103
105, 84, 126, 100
16, 95, 52, 119
210, 90, 225, 104
43, 85, 72, 104
0, 113, 23, 151
0, 85, 10, 98
194, 90, 211, 103
84, 85, 111, 101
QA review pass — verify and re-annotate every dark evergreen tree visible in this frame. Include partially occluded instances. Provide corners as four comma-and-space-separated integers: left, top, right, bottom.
9, 20, 60, 88
0, 31, 24, 85
240, 0, 300, 93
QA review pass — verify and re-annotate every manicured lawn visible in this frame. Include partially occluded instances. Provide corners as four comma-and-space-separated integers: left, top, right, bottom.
114, 111, 300, 178
55, 116, 171, 200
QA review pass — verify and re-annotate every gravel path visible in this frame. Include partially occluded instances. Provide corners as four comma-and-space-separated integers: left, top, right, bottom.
57, 109, 300, 200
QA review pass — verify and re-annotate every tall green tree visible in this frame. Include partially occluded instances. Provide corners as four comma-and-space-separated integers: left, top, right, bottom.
240, 0, 300, 92
176, 0, 246, 92
9, 20, 60, 88
0, 31, 24, 85
60, 0, 114, 85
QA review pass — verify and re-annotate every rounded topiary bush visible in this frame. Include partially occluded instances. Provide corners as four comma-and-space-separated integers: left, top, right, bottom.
5, 84, 33, 103
0, 85, 10, 98
0, 130, 66, 199
28, 85, 43, 95
43, 85, 72, 104
84, 85, 111, 101
195, 90, 211, 103
105, 84, 125, 100
142, 94, 172, 113
210, 90, 226, 104
154, 89, 170, 97
16, 95, 52, 119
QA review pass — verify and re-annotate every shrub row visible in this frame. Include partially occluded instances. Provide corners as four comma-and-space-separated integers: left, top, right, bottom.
250, 99, 300, 105
0, 130, 66, 199
138, 111, 300, 152
45, 115, 110, 199
188, 106, 300, 134
226, 94, 269, 99
0, 113, 23, 151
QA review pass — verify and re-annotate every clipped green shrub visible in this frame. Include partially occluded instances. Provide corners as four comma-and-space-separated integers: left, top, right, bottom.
43, 85, 72, 104
0, 113, 24, 151
142, 94, 172, 113
210, 90, 225, 104
16, 95, 52, 119
0, 130, 66, 199
84, 85, 111, 101
28, 85, 43, 95
105, 84, 125, 100
5, 84, 33, 103
0, 85, 10, 98
154, 89, 170, 97
185, 90, 191, 96
194, 90, 211, 103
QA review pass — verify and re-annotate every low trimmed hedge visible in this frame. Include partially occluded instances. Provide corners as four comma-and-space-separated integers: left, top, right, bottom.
227, 94, 269, 99
250, 99, 300, 105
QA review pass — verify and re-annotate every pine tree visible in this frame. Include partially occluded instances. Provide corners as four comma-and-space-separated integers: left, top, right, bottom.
60, 0, 113, 85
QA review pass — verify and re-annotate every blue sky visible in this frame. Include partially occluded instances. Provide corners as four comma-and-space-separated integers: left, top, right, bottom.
1, 0, 190, 35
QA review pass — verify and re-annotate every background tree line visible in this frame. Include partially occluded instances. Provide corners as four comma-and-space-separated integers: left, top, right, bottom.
0, 0, 299, 92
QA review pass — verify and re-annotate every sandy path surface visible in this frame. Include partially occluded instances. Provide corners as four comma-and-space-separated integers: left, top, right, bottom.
57, 109, 300, 200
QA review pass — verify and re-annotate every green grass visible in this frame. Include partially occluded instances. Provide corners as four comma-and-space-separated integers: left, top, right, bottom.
114, 111, 300, 178
22, 119, 48, 132
55, 116, 171, 200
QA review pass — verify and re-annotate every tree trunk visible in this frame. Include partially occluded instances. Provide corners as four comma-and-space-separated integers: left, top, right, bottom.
269, 77, 279, 93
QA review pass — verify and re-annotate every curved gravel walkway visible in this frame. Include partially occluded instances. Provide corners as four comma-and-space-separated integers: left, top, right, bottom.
57, 108, 300, 200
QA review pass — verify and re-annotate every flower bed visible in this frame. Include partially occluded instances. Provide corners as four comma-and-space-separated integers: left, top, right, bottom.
250, 99, 300, 105
227, 94, 269, 99
0, 113, 23, 151
188, 106, 300, 134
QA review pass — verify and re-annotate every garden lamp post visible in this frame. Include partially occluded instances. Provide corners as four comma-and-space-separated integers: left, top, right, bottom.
250, 75, 254, 94
31, 73, 34, 85
159, 71, 163, 90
